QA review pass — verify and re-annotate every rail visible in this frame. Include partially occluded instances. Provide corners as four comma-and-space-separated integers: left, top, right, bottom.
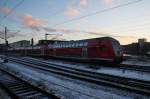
6, 56, 150, 96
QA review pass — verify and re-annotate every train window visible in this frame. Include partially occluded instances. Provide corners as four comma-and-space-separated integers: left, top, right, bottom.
66, 43, 68, 48
80, 42, 83, 46
69, 43, 71, 47
76, 42, 78, 47
70, 43, 72, 47
75, 42, 77, 47
72, 43, 74, 47
72, 42, 74, 47
61, 44, 63, 48
72, 43, 75, 47
63, 43, 66, 48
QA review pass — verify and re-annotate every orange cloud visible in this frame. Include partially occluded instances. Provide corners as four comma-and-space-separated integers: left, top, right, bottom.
103, 0, 113, 5
80, 0, 88, 6
0, 7, 11, 15
21, 14, 47, 31
64, 7, 80, 17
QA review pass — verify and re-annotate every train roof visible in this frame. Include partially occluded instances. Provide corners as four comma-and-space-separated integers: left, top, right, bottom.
53, 37, 118, 42
77, 37, 117, 41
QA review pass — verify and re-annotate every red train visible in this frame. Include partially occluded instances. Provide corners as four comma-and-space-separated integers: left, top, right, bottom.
9, 37, 123, 63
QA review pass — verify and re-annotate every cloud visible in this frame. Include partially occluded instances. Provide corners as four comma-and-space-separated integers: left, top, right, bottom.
79, 0, 88, 6
64, 7, 80, 17
103, 0, 113, 5
0, 7, 11, 15
21, 14, 47, 31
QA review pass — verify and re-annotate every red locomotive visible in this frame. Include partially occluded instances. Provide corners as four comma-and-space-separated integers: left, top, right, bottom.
9, 37, 123, 63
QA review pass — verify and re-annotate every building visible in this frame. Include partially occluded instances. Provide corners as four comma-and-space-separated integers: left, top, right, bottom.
9, 40, 30, 48
122, 38, 150, 55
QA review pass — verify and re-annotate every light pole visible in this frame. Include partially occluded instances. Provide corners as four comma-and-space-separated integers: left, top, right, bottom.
4, 27, 8, 63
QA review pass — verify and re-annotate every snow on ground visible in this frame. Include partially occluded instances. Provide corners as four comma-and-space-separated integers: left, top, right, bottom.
0, 59, 148, 99
123, 55, 150, 66
22, 56, 150, 82
123, 60, 150, 67
96, 67, 150, 81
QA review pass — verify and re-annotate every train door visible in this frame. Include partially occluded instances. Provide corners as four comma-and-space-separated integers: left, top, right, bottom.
88, 47, 98, 58
82, 48, 87, 57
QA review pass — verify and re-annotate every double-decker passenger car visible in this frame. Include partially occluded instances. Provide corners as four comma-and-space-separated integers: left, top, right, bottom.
47, 37, 123, 63
8, 37, 123, 63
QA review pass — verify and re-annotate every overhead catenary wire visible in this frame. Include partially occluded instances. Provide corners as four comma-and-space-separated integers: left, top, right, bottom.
53, 0, 143, 27
0, 0, 25, 26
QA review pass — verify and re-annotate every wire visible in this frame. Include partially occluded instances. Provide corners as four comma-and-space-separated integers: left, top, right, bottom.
53, 0, 143, 27
0, 0, 24, 25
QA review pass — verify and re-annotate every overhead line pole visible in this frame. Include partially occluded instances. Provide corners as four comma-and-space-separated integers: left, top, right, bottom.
4, 26, 8, 63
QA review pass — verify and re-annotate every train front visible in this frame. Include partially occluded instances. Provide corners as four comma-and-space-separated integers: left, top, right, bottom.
111, 39, 123, 63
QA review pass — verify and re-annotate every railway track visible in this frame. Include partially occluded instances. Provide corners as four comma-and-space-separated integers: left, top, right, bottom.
116, 64, 150, 72
6, 56, 150, 96
23, 55, 150, 73
0, 67, 59, 99
1, 54, 150, 72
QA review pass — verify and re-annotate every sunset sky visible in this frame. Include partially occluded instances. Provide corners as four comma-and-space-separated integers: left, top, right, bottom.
0, 0, 150, 45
